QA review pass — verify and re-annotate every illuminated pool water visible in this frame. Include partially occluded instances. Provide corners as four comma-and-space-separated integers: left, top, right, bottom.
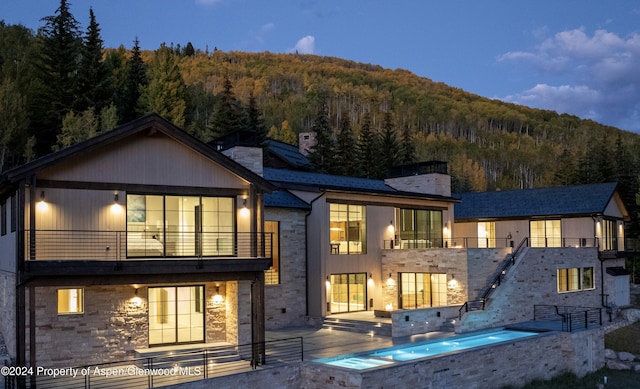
315, 329, 540, 370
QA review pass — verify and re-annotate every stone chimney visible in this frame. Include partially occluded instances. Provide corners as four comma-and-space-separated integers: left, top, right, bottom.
221, 146, 264, 177
298, 132, 316, 156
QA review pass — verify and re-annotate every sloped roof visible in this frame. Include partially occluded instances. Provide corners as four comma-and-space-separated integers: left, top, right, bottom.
1, 114, 276, 193
454, 182, 620, 220
264, 139, 310, 170
264, 189, 310, 209
263, 167, 457, 201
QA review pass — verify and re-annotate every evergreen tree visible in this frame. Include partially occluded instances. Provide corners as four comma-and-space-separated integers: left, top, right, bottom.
308, 98, 335, 174
334, 112, 357, 176
399, 125, 415, 165
76, 7, 109, 113
356, 111, 382, 179
120, 38, 147, 123
379, 111, 400, 175
183, 42, 195, 57
0, 79, 28, 171
141, 44, 187, 127
184, 83, 215, 141
36, 0, 82, 154
208, 77, 246, 139
246, 92, 267, 146
554, 148, 577, 185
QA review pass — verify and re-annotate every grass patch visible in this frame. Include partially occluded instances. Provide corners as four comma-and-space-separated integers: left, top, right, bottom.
605, 320, 640, 355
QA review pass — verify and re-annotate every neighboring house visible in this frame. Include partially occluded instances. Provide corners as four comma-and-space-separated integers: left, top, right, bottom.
0, 115, 277, 369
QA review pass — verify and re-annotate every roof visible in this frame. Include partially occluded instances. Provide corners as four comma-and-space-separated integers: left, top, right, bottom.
1, 114, 277, 193
454, 182, 620, 220
263, 167, 457, 201
264, 189, 310, 209
264, 139, 310, 170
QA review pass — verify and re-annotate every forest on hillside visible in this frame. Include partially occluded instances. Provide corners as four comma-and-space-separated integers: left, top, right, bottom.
1, 1, 640, 235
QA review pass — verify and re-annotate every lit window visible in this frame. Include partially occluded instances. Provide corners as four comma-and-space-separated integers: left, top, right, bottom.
58, 288, 84, 314
329, 204, 366, 254
265, 221, 280, 285
531, 220, 561, 247
557, 267, 595, 293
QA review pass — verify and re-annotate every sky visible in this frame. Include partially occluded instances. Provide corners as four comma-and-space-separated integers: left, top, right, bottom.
2, 0, 640, 133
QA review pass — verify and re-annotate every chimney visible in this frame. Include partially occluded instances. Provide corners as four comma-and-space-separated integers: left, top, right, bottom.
384, 161, 451, 197
298, 132, 316, 156
221, 146, 264, 177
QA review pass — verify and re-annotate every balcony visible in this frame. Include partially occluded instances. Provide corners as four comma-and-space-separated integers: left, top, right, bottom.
24, 230, 272, 261
383, 237, 603, 250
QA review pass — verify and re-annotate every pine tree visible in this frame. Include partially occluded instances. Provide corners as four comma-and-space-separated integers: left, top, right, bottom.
334, 112, 357, 176
76, 7, 109, 113
36, 0, 82, 154
356, 111, 382, 179
120, 38, 147, 123
141, 44, 187, 127
379, 111, 400, 175
399, 125, 415, 165
208, 77, 246, 139
308, 98, 335, 174
246, 92, 267, 146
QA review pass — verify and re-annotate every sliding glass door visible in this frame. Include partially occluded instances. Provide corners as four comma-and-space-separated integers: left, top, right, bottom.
148, 286, 204, 346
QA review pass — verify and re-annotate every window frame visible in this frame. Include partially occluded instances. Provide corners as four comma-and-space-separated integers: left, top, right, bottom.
398, 272, 447, 309
265, 220, 280, 285
557, 267, 595, 293
397, 208, 443, 248
57, 288, 84, 315
329, 203, 366, 255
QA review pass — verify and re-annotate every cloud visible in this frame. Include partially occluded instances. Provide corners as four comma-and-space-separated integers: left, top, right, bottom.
498, 28, 640, 132
290, 35, 315, 54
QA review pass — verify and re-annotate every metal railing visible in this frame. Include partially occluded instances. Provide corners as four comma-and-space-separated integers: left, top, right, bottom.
384, 237, 600, 250
459, 237, 529, 319
534, 305, 602, 332
7, 337, 302, 389
25, 230, 272, 261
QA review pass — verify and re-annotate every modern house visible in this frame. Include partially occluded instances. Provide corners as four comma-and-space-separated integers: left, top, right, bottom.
0, 114, 277, 370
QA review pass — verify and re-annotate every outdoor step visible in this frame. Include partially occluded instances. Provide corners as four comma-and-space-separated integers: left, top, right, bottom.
322, 317, 392, 337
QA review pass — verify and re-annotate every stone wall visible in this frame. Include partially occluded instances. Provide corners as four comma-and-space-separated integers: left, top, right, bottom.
390, 306, 461, 337
381, 248, 468, 310
27, 282, 242, 368
301, 329, 604, 389
460, 247, 604, 332
0, 270, 15, 363
264, 208, 308, 329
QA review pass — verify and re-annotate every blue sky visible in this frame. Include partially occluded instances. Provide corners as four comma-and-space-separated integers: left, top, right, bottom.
3, 0, 640, 133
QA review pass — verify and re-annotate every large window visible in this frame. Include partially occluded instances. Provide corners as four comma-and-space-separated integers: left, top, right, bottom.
127, 195, 234, 257
329, 204, 366, 254
557, 267, 594, 292
399, 272, 447, 309
148, 286, 204, 345
58, 288, 84, 314
477, 221, 495, 248
398, 209, 443, 248
530, 220, 561, 247
601, 219, 617, 251
265, 221, 280, 284
329, 273, 366, 313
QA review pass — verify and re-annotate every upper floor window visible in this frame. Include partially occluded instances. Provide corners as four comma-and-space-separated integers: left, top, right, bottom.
127, 195, 234, 257
399, 272, 447, 309
557, 267, 594, 292
600, 219, 617, 251
329, 204, 366, 254
397, 209, 443, 248
530, 220, 561, 247
477, 221, 495, 248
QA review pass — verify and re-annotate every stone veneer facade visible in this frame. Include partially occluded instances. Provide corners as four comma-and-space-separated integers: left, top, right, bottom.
264, 208, 308, 329
0, 270, 15, 360
25, 281, 252, 368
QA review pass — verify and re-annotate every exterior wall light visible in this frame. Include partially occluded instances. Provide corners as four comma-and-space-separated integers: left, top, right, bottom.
37, 191, 48, 212
131, 288, 142, 307
213, 286, 224, 304
240, 198, 250, 217
367, 273, 374, 287
386, 273, 395, 287
111, 192, 122, 214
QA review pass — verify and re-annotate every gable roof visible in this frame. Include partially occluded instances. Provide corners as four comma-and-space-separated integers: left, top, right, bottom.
263, 167, 457, 201
454, 182, 622, 220
1, 114, 277, 193
264, 139, 311, 170
264, 189, 310, 209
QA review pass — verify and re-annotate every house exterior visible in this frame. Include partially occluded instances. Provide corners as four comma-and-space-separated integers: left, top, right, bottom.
0, 115, 277, 371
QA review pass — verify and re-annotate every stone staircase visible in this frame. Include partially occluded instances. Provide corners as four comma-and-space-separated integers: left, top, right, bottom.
322, 316, 392, 337
438, 317, 457, 332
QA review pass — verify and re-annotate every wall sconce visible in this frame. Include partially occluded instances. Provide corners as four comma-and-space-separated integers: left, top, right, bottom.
37, 190, 48, 212
240, 198, 250, 217
367, 273, 374, 287
131, 288, 142, 307
111, 192, 122, 214
325, 276, 331, 290
213, 286, 224, 304
447, 274, 459, 289
507, 232, 512, 240
387, 220, 395, 234
386, 273, 395, 287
